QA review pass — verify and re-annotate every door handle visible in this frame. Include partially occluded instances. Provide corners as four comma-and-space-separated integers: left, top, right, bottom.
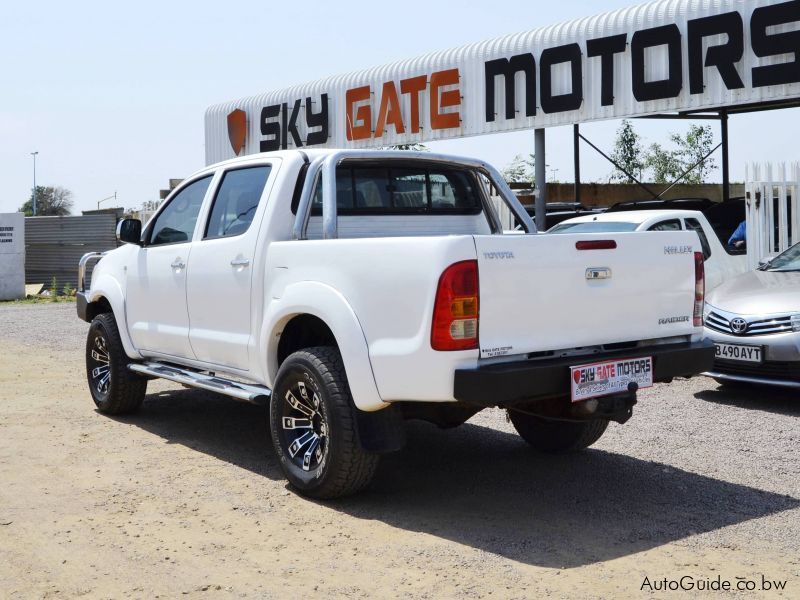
170, 259, 186, 269
230, 258, 250, 268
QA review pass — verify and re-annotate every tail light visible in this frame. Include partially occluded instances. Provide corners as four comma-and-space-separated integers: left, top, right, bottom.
431, 260, 479, 351
576, 240, 617, 250
694, 251, 705, 327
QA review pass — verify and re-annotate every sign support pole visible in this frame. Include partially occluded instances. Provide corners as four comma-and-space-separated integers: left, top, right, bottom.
573, 124, 581, 205
720, 110, 730, 203
535, 128, 547, 231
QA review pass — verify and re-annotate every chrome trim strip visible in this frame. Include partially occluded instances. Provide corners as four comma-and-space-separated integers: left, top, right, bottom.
705, 309, 795, 337
703, 371, 800, 389
78, 251, 106, 293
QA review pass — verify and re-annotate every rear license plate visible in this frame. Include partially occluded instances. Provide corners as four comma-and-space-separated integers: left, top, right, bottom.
570, 357, 653, 403
714, 343, 762, 363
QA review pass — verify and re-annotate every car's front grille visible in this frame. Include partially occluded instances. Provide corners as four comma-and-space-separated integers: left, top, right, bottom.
713, 359, 800, 382
706, 311, 793, 336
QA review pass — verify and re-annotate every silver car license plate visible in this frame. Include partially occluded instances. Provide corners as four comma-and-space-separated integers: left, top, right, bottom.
714, 343, 762, 363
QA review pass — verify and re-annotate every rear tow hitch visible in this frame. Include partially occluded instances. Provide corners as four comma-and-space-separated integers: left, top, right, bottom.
571, 382, 638, 424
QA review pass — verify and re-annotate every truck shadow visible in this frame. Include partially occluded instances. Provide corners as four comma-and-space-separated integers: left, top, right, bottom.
121, 387, 799, 569
694, 385, 800, 416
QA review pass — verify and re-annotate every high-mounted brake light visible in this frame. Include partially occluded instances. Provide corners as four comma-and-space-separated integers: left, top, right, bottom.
576, 240, 617, 250
694, 251, 705, 327
431, 260, 479, 351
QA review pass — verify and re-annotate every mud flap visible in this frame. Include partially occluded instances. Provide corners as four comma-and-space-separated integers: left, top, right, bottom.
354, 403, 406, 453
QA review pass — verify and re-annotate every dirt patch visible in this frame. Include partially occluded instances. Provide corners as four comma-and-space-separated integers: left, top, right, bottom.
1, 305, 798, 598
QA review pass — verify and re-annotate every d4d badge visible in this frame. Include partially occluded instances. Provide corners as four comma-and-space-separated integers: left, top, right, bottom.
227, 109, 247, 156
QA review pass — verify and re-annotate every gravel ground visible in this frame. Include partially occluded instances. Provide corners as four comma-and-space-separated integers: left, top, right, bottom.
1, 302, 798, 598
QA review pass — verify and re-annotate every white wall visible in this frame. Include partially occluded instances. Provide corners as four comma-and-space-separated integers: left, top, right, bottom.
0, 213, 25, 300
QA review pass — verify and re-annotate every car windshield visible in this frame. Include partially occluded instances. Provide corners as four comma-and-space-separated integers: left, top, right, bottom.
548, 221, 639, 234
764, 243, 800, 271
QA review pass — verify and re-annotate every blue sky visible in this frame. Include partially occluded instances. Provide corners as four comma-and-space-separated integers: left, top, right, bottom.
1, 0, 797, 214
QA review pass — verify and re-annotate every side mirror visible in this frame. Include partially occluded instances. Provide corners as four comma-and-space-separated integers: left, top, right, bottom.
758, 255, 776, 269
116, 218, 142, 245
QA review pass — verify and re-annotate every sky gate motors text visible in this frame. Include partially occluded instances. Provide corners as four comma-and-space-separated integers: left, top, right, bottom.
485, 0, 800, 119
254, 0, 800, 150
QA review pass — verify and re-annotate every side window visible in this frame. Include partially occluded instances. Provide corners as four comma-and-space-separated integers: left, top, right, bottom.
647, 219, 682, 232
685, 218, 712, 260
149, 176, 212, 246
204, 166, 271, 239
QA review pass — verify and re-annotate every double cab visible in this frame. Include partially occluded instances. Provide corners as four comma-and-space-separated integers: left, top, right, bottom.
78, 149, 714, 497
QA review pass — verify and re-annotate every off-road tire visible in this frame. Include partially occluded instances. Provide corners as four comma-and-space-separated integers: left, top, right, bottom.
270, 346, 379, 499
86, 313, 147, 415
508, 410, 609, 453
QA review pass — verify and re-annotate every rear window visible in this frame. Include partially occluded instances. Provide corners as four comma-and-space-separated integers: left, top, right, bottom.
647, 219, 682, 232
307, 165, 482, 215
548, 221, 639, 234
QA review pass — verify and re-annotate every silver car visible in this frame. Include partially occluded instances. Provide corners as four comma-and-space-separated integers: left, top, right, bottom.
703, 243, 800, 389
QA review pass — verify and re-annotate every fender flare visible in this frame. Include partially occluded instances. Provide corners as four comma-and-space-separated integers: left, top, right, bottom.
86, 275, 142, 360
259, 281, 386, 412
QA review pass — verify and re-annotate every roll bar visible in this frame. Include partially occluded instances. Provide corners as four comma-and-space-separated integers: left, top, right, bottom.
292, 150, 536, 240
78, 252, 106, 293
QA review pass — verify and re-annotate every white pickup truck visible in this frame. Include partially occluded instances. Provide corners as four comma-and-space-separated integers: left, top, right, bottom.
77, 149, 714, 498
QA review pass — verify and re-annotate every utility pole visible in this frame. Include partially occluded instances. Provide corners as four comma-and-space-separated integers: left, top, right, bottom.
30, 151, 39, 216
98, 191, 117, 211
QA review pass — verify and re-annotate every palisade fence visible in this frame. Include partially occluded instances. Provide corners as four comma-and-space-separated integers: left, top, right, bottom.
745, 163, 800, 271
25, 214, 119, 290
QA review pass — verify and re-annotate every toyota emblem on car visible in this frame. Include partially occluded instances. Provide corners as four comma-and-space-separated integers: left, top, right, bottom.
730, 318, 749, 334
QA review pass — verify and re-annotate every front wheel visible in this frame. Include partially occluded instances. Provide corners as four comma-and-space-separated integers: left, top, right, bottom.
508, 409, 608, 453
269, 346, 379, 499
86, 313, 147, 414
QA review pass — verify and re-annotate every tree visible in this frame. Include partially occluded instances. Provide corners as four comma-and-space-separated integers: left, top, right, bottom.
672, 124, 716, 184
645, 124, 716, 185
502, 153, 536, 185
19, 186, 74, 216
382, 143, 429, 151
609, 120, 645, 183
645, 143, 682, 184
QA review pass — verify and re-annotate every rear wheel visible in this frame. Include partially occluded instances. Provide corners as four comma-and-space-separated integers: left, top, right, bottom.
86, 313, 147, 414
269, 346, 379, 499
508, 409, 608, 453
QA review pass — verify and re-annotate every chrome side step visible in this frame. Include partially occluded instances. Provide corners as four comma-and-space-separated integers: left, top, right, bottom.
129, 361, 272, 404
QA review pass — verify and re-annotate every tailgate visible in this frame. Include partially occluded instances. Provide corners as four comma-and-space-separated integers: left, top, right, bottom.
475, 232, 700, 359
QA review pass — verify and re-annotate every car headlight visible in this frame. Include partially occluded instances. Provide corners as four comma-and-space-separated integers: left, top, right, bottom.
791, 314, 800, 332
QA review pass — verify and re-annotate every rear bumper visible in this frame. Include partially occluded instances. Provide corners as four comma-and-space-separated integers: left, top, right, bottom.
453, 339, 715, 407
704, 369, 800, 389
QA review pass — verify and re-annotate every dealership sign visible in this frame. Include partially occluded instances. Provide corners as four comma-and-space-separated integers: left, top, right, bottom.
205, 0, 800, 164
